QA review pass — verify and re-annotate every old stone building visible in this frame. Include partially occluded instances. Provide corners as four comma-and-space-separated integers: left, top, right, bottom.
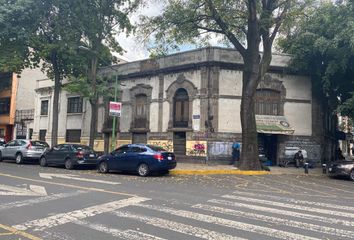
31, 47, 336, 165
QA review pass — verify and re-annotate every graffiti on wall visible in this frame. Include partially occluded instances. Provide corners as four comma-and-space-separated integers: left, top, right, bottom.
148, 140, 174, 152
186, 141, 207, 157
208, 142, 232, 156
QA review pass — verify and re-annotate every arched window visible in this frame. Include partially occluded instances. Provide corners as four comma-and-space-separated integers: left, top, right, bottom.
173, 88, 189, 127
134, 94, 147, 128
255, 89, 281, 115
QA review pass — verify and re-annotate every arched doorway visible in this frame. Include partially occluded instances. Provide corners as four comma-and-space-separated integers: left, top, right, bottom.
173, 88, 189, 155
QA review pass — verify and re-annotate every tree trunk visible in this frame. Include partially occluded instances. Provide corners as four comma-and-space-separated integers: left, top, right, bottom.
51, 52, 60, 147
238, 53, 262, 170
88, 56, 98, 148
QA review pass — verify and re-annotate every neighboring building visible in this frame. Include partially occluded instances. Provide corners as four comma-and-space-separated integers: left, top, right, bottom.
0, 72, 17, 142
32, 47, 336, 165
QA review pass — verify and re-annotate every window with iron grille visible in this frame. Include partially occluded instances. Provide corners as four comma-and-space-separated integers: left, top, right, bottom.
39, 130, 46, 141
173, 88, 189, 127
67, 97, 82, 113
255, 89, 281, 115
40, 100, 49, 115
0, 98, 10, 114
134, 94, 147, 128
66, 130, 81, 142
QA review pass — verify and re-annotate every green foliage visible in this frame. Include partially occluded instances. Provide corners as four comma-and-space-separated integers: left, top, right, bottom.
278, 2, 354, 113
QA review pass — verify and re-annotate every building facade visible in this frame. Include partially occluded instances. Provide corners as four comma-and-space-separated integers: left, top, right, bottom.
31, 47, 335, 165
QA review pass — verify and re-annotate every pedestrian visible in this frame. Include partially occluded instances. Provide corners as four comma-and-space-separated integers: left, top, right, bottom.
293, 150, 304, 168
230, 141, 240, 165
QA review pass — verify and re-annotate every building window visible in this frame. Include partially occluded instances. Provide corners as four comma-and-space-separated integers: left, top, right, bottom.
0, 98, 10, 115
40, 100, 49, 115
66, 129, 81, 142
0, 128, 5, 138
134, 94, 147, 128
173, 88, 189, 127
39, 130, 46, 141
67, 97, 82, 113
0, 73, 12, 90
255, 89, 281, 115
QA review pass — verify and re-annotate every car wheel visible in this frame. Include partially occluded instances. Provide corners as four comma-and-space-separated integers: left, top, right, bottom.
350, 170, 354, 181
40, 156, 47, 167
98, 161, 109, 173
15, 153, 23, 164
137, 163, 150, 177
65, 158, 74, 170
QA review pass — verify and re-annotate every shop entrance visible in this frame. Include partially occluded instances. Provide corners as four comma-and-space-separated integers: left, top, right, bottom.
258, 134, 277, 166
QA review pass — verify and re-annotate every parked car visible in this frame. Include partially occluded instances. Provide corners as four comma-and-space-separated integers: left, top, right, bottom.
97, 144, 177, 177
0, 138, 6, 147
328, 160, 354, 181
40, 144, 98, 169
0, 139, 49, 164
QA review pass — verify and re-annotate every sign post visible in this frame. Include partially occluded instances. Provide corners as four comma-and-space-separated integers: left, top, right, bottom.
109, 75, 121, 151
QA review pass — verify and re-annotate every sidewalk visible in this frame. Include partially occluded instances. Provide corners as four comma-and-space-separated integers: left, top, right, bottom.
170, 162, 324, 176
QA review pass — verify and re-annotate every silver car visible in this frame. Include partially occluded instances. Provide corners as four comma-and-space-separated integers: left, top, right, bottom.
0, 140, 49, 164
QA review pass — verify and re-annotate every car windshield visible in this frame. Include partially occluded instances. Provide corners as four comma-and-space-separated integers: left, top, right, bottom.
147, 145, 166, 152
30, 141, 49, 148
72, 145, 93, 151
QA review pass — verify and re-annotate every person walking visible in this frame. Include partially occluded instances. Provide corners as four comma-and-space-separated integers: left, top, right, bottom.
230, 142, 240, 165
293, 150, 304, 168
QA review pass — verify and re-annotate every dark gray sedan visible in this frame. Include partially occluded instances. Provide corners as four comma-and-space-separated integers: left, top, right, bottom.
39, 144, 98, 169
328, 160, 354, 181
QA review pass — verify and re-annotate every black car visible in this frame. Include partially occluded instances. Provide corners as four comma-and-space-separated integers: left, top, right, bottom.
328, 160, 354, 181
40, 144, 98, 169
97, 144, 177, 177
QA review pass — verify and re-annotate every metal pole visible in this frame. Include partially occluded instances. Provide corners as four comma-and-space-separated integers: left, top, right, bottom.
111, 74, 118, 151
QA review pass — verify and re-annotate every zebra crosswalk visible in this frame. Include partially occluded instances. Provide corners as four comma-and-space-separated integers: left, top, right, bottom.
12, 190, 354, 240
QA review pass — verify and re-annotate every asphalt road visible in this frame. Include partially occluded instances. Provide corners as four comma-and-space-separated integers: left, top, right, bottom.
0, 160, 354, 240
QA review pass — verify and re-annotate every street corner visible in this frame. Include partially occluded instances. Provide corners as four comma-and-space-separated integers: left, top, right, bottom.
169, 169, 270, 175
0, 224, 42, 240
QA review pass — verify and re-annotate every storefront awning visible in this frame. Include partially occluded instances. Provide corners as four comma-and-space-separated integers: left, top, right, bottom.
256, 115, 294, 135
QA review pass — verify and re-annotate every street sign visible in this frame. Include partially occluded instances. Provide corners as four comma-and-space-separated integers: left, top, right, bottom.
109, 101, 122, 117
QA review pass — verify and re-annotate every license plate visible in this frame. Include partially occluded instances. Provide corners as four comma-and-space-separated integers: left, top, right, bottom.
329, 167, 332, 171
89, 154, 95, 157
168, 156, 172, 160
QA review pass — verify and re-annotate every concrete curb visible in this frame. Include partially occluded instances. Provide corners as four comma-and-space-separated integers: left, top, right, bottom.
170, 169, 270, 175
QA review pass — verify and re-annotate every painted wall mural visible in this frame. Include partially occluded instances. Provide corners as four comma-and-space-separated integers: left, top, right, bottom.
186, 141, 207, 157
147, 140, 174, 152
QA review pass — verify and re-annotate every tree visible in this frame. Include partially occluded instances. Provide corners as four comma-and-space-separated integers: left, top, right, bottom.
278, 1, 354, 118
139, 0, 309, 170
67, 0, 139, 148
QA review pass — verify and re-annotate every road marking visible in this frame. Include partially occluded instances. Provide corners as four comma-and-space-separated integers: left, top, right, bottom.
39, 173, 120, 185
74, 220, 166, 240
232, 190, 354, 212
0, 172, 135, 197
0, 232, 13, 236
135, 204, 321, 240
222, 194, 354, 219
0, 223, 42, 240
209, 199, 354, 227
0, 184, 47, 196
112, 211, 245, 240
13, 196, 149, 231
193, 203, 354, 239
0, 190, 88, 211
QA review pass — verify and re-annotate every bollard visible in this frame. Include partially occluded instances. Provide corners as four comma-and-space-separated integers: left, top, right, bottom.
304, 162, 309, 174
322, 164, 327, 174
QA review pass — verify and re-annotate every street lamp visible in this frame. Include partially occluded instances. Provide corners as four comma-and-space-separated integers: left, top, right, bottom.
78, 45, 121, 152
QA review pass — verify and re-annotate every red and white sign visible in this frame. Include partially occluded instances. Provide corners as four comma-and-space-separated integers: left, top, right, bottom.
109, 101, 122, 117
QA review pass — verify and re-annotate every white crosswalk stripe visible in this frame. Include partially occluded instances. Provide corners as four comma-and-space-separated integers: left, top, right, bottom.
112, 210, 245, 240
134, 203, 322, 240
208, 198, 354, 227
192, 203, 354, 239
74, 220, 166, 240
13, 196, 150, 231
222, 194, 354, 219
232, 191, 354, 212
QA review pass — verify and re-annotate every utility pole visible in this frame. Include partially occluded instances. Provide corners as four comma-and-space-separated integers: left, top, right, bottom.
111, 74, 118, 151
